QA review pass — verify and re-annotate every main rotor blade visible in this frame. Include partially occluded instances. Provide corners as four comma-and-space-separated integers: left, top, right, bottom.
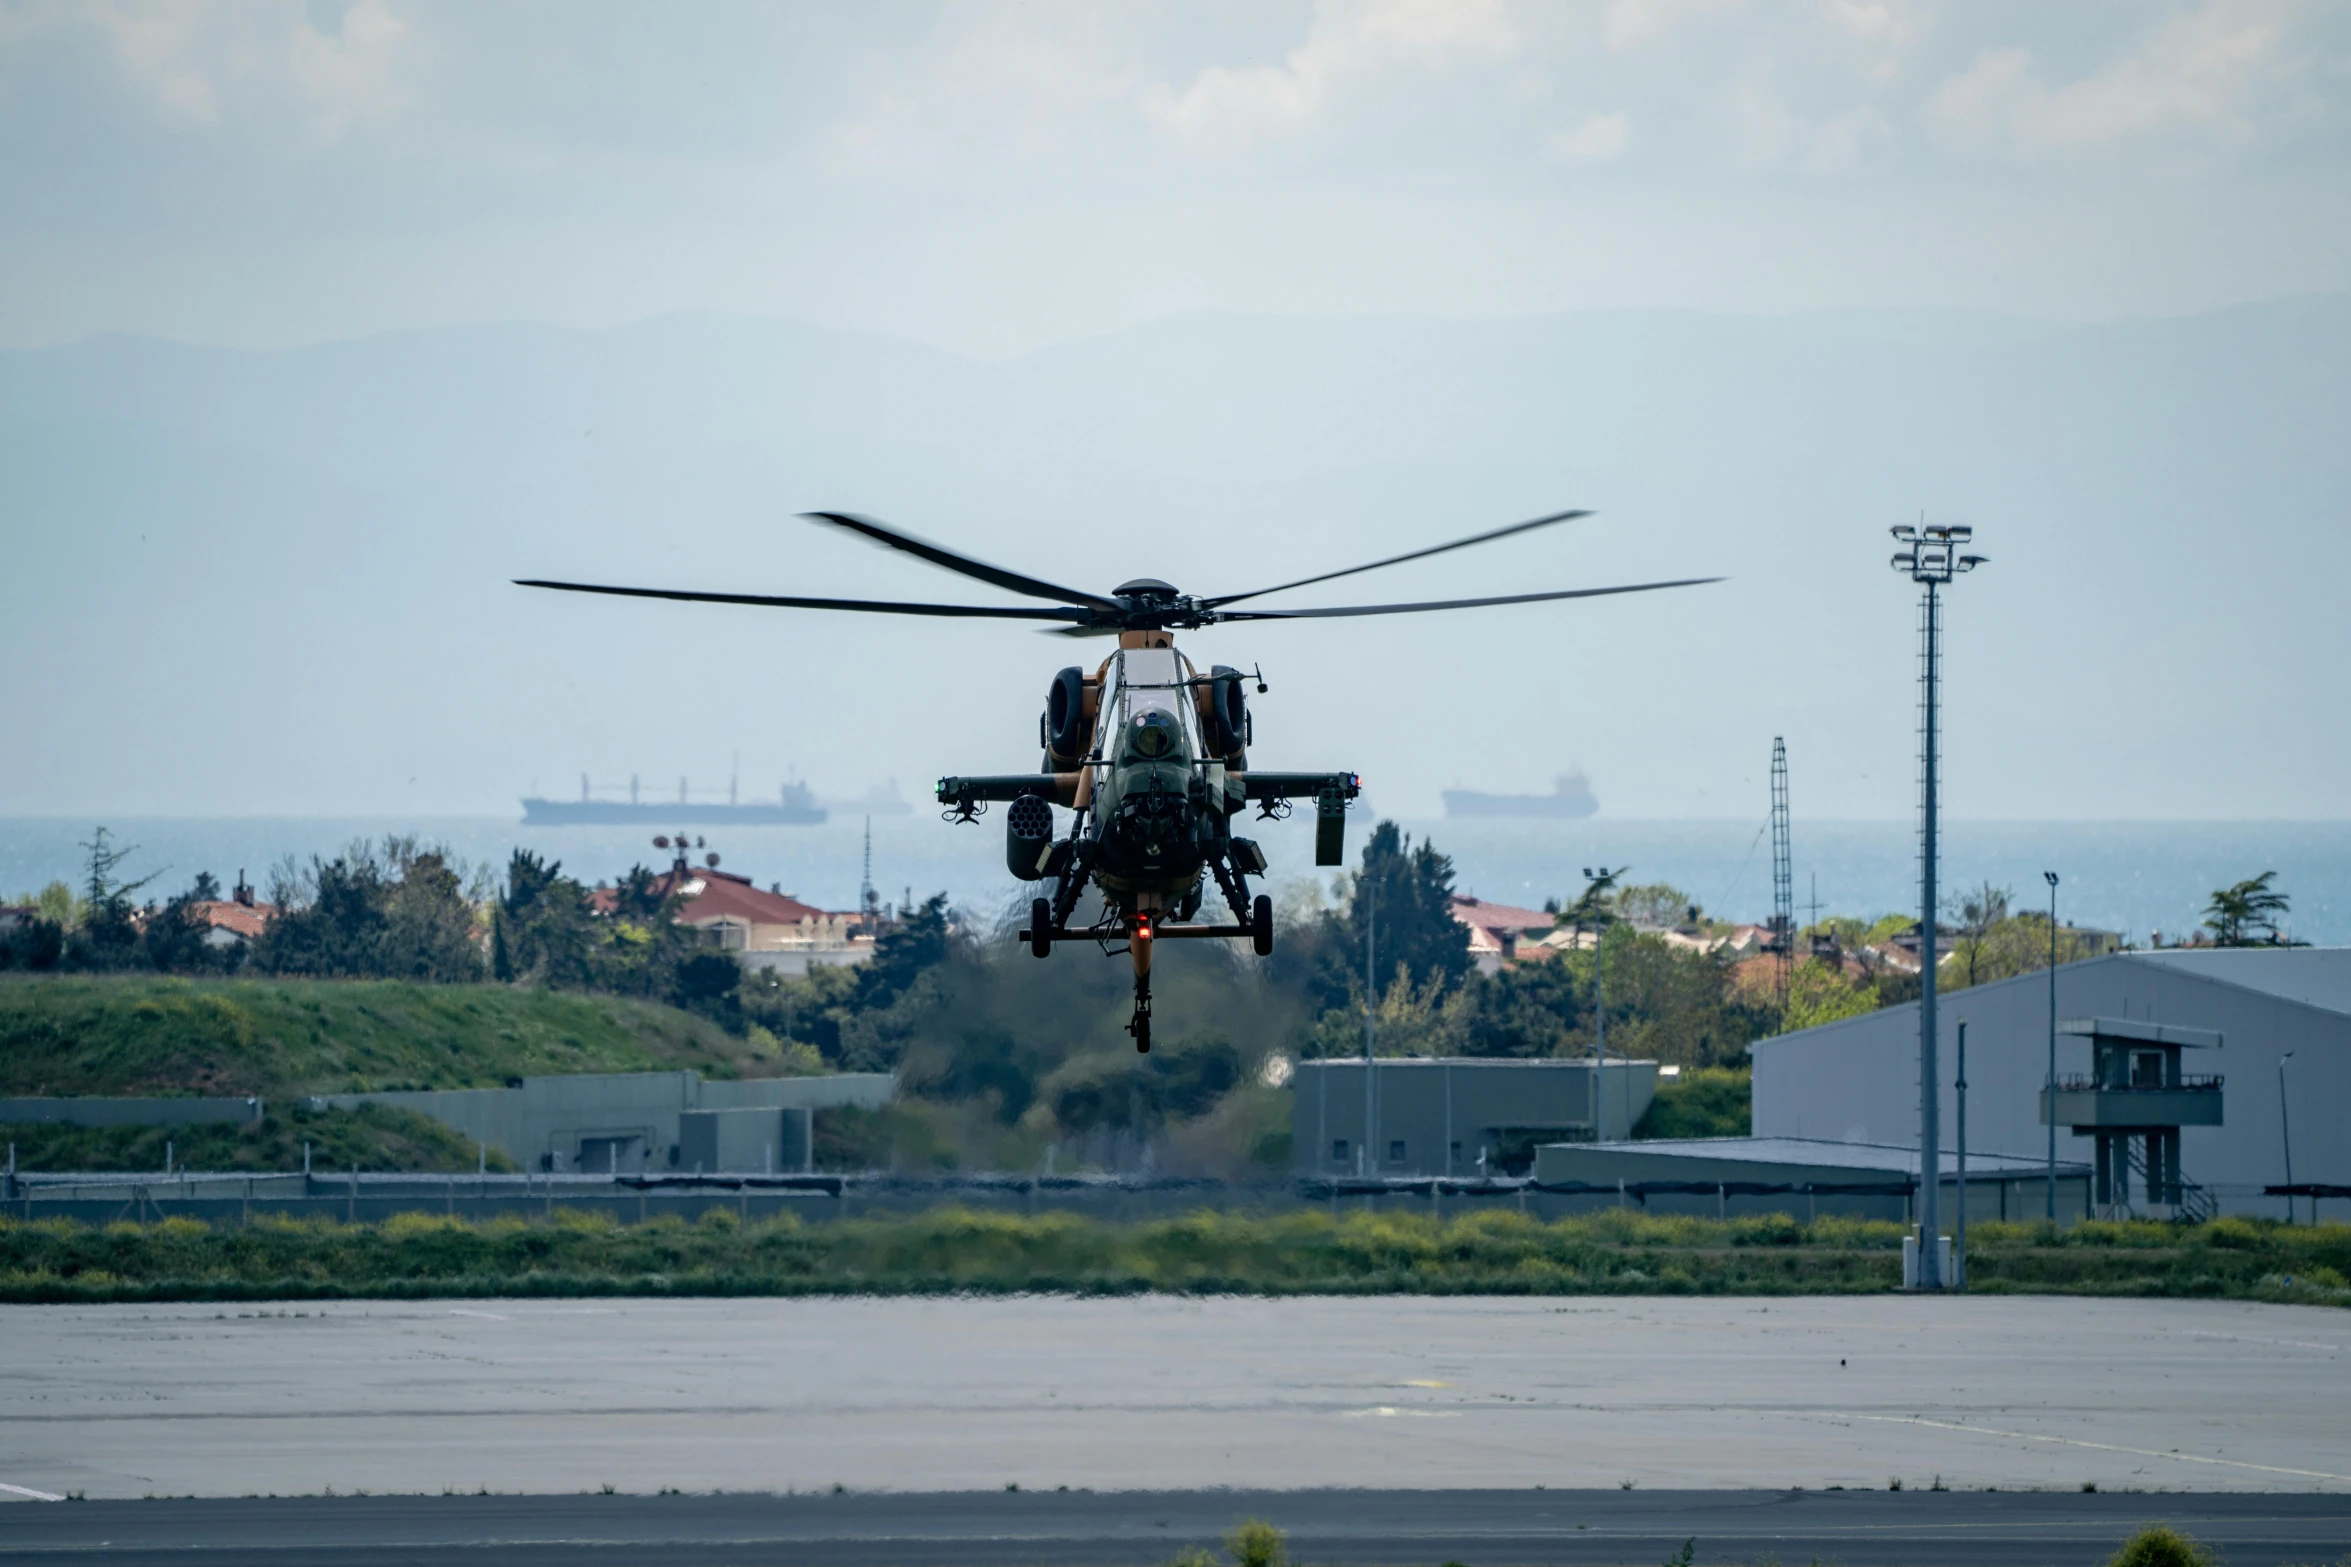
1201, 507, 1592, 609
802, 512, 1121, 611
515, 579, 1095, 623
1211, 577, 1723, 622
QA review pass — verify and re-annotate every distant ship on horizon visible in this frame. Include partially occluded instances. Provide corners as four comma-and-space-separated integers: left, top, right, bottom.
521, 772, 826, 827
1442, 772, 1599, 820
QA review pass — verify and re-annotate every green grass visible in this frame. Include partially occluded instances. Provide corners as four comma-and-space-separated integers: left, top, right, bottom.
1634, 1066, 1750, 1138
0, 1103, 519, 1174
2, 1207, 2344, 1304
0, 974, 779, 1098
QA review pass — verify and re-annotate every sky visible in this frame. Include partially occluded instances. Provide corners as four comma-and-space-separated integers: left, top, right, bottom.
2, 1, 2348, 832
3, 1, 2347, 354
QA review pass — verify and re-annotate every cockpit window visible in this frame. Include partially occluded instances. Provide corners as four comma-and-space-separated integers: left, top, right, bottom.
1114, 648, 1193, 759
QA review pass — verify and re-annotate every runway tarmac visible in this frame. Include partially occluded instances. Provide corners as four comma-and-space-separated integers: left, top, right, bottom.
2, 1295, 2346, 1501
2, 1488, 2348, 1566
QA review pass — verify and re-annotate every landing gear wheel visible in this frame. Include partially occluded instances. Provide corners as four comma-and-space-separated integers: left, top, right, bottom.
1251, 893, 1274, 957
1129, 973, 1153, 1053
1029, 897, 1052, 959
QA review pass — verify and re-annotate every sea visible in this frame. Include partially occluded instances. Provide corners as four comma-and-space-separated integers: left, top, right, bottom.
4, 815, 2346, 949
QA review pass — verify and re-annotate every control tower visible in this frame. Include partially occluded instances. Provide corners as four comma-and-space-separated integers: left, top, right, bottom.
2041, 1016, 2224, 1220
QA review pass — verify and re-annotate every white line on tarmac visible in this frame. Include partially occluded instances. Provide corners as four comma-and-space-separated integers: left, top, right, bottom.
0, 1482, 64, 1502
1837, 1414, 2351, 1483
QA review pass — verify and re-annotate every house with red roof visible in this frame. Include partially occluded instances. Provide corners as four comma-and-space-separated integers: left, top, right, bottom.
603, 853, 873, 977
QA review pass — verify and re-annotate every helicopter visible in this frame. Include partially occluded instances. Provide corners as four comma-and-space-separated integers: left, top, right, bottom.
519, 509, 1717, 1051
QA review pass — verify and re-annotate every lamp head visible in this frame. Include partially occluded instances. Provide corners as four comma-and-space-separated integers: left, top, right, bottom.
2043, 870, 2059, 887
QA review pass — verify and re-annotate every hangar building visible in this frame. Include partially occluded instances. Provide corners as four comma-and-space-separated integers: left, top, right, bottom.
1291, 1057, 1656, 1177
1750, 947, 2350, 1218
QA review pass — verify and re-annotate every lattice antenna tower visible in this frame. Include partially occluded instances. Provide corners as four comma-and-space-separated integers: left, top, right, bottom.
1770, 736, 1793, 1013
860, 816, 879, 925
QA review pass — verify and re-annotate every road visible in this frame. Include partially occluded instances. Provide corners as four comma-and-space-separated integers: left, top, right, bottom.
2, 1488, 2347, 1566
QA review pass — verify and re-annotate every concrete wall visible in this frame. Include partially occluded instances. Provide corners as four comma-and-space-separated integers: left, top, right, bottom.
0, 1096, 262, 1128
318, 1070, 892, 1172
679, 1107, 813, 1174
1751, 950, 2351, 1216
1291, 1058, 1656, 1176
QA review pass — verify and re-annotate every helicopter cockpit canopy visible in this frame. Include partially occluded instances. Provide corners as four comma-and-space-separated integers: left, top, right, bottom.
1111, 647, 1196, 763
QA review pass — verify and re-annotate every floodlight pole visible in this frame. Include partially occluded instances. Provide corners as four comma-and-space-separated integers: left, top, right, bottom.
2045, 871, 2059, 1222
1890, 521, 1983, 1291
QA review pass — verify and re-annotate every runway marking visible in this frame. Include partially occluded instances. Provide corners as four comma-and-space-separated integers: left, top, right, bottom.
448, 1310, 510, 1320
1339, 1406, 1459, 1419
0, 1482, 65, 1501
1838, 1414, 2351, 1483
2179, 1330, 2342, 1353
1398, 1380, 1454, 1388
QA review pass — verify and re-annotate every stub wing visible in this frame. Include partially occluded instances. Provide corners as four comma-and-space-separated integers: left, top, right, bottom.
1239, 771, 1360, 866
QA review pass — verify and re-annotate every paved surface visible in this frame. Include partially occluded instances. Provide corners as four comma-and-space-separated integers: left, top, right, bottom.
2, 1489, 2348, 1566
1, 1296, 2346, 1501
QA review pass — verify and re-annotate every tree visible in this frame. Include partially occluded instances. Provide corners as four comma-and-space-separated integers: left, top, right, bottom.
1463, 955, 1585, 1058
1582, 927, 1775, 1069
1314, 822, 1471, 1010
1615, 882, 1698, 931
2204, 872, 2290, 946
251, 839, 482, 982
1943, 881, 2011, 989
854, 894, 952, 1012
494, 850, 596, 987
66, 828, 160, 971
141, 874, 242, 975
1781, 956, 1879, 1031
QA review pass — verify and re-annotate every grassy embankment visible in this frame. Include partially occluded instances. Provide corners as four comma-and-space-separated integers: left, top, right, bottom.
0, 975, 785, 1172
2, 1207, 2345, 1305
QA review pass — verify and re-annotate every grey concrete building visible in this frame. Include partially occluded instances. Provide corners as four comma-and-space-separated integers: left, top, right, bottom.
1533, 1136, 2090, 1222
1291, 1057, 1656, 1177
319, 1070, 892, 1173
1751, 948, 2351, 1218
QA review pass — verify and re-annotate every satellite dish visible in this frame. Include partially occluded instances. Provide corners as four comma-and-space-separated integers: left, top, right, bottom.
705, 852, 721, 868
653, 836, 670, 849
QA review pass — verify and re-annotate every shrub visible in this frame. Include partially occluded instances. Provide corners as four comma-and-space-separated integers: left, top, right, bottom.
2107, 1524, 2213, 1567
1226, 1518, 1287, 1567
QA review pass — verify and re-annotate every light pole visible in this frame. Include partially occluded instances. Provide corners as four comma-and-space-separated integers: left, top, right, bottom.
1890, 521, 1985, 1290
1582, 866, 1620, 1141
1363, 879, 1377, 1179
1955, 1018, 1968, 1289
2279, 1050, 2297, 1225
2044, 870, 2059, 1222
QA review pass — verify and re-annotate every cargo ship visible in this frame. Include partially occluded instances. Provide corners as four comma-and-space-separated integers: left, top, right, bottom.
1441, 772, 1599, 820
521, 774, 826, 826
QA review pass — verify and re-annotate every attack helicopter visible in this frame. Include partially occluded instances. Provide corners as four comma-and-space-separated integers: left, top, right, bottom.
519, 509, 1717, 1051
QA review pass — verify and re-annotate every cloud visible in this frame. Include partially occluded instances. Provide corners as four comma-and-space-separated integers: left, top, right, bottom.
1928, 0, 2293, 154
1551, 111, 1631, 162
1603, 0, 1742, 52
1730, 78, 1893, 175
1816, 0, 1915, 44
1140, 0, 1516, 149
98, 0, 218, 125
289, 0, 411, 137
